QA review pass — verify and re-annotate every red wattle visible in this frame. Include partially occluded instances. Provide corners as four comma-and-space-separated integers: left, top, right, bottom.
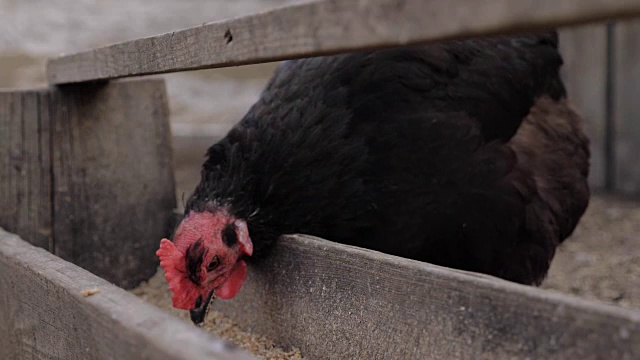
215, 260, 248, 299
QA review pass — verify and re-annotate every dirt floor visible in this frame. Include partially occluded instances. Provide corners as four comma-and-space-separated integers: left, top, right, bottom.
134, 135, 640, 359
542, 194, 640, 310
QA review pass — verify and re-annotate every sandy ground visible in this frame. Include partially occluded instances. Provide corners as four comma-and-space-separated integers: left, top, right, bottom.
542, 194, 640, 310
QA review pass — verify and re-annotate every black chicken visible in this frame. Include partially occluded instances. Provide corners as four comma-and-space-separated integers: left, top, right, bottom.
157, 30, 590, 324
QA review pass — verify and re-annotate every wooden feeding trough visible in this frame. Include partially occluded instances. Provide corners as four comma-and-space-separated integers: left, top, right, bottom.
2, 0, 640, 359
0, 228, 253, 360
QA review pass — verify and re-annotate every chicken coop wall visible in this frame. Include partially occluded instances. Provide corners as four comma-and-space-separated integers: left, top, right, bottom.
0, 79, 177, 289
560, 21, 640, 194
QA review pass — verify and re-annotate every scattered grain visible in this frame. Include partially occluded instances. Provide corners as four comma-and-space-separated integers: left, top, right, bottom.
131, 271, 305, 360
80, 288, 101, 297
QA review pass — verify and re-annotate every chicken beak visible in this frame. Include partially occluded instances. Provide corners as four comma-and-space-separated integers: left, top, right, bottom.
189, 290, 215, 325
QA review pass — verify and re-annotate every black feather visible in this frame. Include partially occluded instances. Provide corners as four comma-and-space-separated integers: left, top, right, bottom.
222, 223, 238, 247
183, 30, 589, 285
185, 239, 205, 285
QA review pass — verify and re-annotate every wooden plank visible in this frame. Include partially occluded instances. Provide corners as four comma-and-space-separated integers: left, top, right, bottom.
50, 79, 177, 289
214, 234, 640, 360
558, 25, 608, 190
0, 228, 255, 360
46, 0, 640, 84
0, 89, 52, 250
614, 20, 640, 194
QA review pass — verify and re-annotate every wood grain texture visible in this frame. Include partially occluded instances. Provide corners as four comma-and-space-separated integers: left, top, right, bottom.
214, 234, 640, 360
0, 89, 52, 250
51, 79, 177, 289
559, 25, 608, 190
613, 20, 640, 194
0, 228, 255, 360
46, 0, 640, 84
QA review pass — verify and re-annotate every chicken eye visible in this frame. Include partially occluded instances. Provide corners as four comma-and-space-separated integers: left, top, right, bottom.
222, 223, 238, 246
207, 256, 220, 271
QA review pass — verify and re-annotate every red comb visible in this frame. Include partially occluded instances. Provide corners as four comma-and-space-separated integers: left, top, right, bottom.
156, 239, 201, 309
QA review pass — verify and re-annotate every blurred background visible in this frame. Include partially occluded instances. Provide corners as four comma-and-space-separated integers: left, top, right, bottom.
0, 0, 309, 202
0, 0, 305, 137
1, 0, 638, 310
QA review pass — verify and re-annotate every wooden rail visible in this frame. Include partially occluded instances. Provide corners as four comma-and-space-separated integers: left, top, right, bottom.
213, 234, 640, 359
46, 0, 640, 84
0, 228, 256, 360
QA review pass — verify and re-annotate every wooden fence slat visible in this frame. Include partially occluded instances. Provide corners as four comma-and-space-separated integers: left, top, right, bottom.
559, 25, 608, 190
0, 228, 255, 360
213, 234, 640, 359
0, 89, 52, 250
614, 20, 640, 193
1, 80, 177, 290
50, 79, 177, 289
46, 0, 640, 85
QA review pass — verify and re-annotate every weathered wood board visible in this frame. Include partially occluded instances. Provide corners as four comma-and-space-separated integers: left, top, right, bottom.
0, 89, 52, 250
50, 78, 177, 289
0, 80, 176, 289
214, 234, 640, 360
613, 20, 640, 194
559, 25, 608, 190
46, 0, 640, 84
0, 228, 255, 360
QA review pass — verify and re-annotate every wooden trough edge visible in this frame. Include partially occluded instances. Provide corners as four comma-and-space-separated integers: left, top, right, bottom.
0, 228, 256, 360
46, 0, 640, 84
213, 234, 640, 359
